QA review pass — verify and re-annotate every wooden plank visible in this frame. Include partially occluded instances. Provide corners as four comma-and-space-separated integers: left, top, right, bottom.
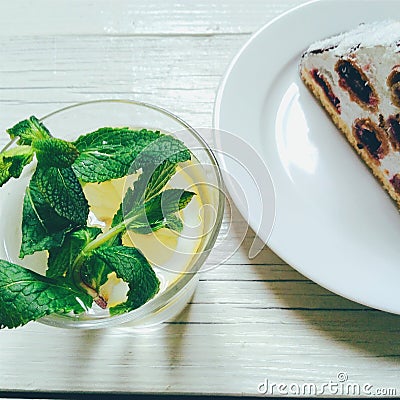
0, 0, 305, 36
0, 34, 246, 135
1, 312, 400, 394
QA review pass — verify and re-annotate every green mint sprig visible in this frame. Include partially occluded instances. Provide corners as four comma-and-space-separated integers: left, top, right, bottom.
0, 116, 194, 328
7, 115, 51, 145
0, 260, 93, 329
0, 146, 34, 186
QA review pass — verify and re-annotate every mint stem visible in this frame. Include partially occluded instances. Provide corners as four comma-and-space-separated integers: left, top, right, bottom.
71, 212, 140, 301
78, 280, 108, 309
81, 223, 126, 255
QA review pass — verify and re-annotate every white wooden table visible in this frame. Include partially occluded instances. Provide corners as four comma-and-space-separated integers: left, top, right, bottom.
1, 0, 400, 398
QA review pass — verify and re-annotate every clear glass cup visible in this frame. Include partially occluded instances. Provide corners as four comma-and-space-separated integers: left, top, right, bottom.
0, 100, 224, 329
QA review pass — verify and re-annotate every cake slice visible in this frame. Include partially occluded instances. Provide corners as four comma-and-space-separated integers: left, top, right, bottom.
300, 21, 400, 207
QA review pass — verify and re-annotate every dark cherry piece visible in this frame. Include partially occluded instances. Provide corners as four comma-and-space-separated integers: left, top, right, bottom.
353, 118, 389, 162
390, 174, 400, 194
387, 67, 400, 107
391, 83, 400, 108
336, 59, 378, 109
387, 66, 400, 87
387, 115, 400, 151
310, 69, 341, 113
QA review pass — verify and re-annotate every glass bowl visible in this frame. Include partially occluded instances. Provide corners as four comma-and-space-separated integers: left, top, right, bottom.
0, 100, 224, 329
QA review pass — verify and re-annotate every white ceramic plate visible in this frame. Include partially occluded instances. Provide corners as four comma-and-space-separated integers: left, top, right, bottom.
214, 0, 400, 314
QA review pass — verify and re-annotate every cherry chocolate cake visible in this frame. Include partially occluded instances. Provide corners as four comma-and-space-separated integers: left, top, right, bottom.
300, 21, 400, 207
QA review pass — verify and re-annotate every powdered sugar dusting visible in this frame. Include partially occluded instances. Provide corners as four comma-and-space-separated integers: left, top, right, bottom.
305, 20, 400, 56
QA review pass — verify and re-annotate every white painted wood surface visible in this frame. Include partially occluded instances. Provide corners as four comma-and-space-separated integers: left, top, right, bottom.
1, 0, 400, 397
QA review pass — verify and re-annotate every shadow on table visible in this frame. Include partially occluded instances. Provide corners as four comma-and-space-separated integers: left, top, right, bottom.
231, 210, 400, 360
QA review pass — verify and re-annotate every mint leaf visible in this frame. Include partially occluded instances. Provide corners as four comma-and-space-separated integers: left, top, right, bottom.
157, 188, 195, 215
111, 205, 124, 229
6, 116, 51, 146
126, 189, 195, 233
128, 160, 178, 206
81, 253, 112, 294
72, 127, 190, 183
164, 214, 184, 233
0, 260, 92, 329
110, 192, 132, 241
0, 145, 33, 187
47, 227, 102, 279
110, 156, 180, 233
19, 135, 89, 257
134, 134, 191, 166
143, 161, 179, 201
93, 246, 160, 315
143, 189, 194, 232
32, 165, 89, 225
73, 127, 161, 183
20, 181, 75, 258
33, 138, 79, 168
